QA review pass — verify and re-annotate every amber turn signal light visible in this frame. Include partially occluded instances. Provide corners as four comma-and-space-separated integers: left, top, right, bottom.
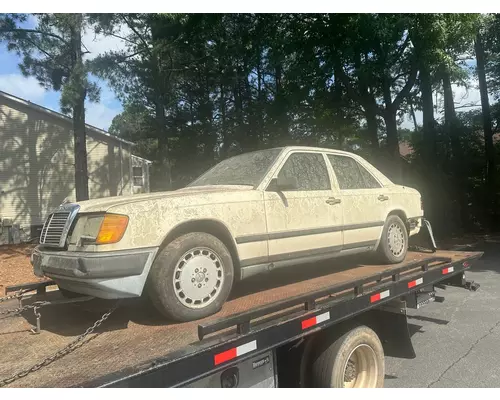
96, 214, 129, 244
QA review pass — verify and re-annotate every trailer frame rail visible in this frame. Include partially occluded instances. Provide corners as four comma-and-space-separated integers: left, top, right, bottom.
86, 251, 481, 389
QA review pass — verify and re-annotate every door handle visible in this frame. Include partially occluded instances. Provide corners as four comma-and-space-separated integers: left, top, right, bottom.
326, 197, 341, 205
378, 195, 389, 201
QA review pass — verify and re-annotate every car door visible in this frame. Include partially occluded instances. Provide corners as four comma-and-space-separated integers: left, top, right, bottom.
326, 154, 389, 251
263, 151, 343, 264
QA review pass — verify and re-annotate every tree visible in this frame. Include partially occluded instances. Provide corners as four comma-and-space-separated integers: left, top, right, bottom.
90, 13, 499, 236
475, 23, 496, 220
317, 14, 419, 182
0, 13, 101, 201
90, 13, 187, 190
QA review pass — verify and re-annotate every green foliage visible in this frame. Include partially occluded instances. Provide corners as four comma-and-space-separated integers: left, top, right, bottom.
2, 12, 499, 233
0, 13, 100, 113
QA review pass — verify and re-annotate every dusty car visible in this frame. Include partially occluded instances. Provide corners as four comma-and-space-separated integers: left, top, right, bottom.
31, 146, 423, 322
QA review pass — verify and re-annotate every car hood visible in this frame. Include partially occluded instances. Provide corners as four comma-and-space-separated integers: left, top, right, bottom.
74, 185, 254, 213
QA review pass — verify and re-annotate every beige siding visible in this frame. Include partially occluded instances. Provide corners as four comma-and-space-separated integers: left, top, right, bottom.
0, 101, 75, 227
0, 95, 136, 231
86, 137, 133, 198
87, 135, 111, 198
120, 143, 133, 196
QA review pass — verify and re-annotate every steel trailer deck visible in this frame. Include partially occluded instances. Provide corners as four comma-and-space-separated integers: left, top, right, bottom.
0, 249, 482, 388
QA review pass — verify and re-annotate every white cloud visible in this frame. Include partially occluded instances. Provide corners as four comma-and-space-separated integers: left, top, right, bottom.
85, 101, 122, 131
82, 24, 130, 60
0, 74, 46, 102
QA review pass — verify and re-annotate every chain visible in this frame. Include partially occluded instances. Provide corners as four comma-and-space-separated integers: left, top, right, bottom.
0, 289, 32, 304
0, 301, 51, 318
0, 303, 119, 388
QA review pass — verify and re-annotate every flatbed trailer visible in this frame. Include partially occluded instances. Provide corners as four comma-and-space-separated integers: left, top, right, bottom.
0, 249, 482, 388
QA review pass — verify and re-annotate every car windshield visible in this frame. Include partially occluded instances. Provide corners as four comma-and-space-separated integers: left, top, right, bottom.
188, 148, 282, 188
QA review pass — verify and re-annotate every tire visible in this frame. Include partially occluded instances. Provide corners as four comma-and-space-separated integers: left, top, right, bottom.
147, 232, 234, 322
377, 215, 408, 264
310, 325, 385, 388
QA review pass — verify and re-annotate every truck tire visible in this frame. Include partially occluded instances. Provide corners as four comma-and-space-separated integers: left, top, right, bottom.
147, 232, 234, 322
310, 325, 384, 388
378, 215, 408, 264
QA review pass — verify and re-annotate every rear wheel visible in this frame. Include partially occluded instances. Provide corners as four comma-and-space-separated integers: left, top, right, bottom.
147, 232, 234, 322
377, 215, 408, 264
309, 325, 385, 388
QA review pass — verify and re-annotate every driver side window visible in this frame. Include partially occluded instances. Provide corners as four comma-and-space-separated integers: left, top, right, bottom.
277, 152, 331, 191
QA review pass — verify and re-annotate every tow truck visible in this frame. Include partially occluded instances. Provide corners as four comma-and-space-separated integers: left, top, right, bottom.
0, 223, 481, 388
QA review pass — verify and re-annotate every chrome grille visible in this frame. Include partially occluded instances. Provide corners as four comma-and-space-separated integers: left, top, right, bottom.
39, 204, 80, 247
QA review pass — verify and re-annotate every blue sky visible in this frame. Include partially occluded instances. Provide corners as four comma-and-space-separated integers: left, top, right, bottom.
0, 18, 126, 131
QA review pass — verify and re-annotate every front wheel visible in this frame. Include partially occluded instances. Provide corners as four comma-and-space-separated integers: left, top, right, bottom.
147, 232, 234, 322
377, 215, 408, 264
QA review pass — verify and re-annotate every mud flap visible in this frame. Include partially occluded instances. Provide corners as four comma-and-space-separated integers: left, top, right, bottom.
358, 305, 416, 359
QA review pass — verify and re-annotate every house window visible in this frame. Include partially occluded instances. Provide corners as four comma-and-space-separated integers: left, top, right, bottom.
133, 166, 143, 186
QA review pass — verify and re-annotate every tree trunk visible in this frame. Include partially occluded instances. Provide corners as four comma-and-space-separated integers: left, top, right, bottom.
155, 97, 171, 190
27, 116, 41, 232
475, 30, 497, 225
442, 68, 460, 152
420, 64, 436, 162
274, 62, 289, 144
71, 15, 89, 201
442, 68, 462, 162
220, 81, 228, 158
409, 101, 418, 131
384, 109, 400, 160
442, 66, 468, 231
150, 15, 171, 191
365, 105, 379, 149
382, 76, 400, 160
256, 52, 267, 145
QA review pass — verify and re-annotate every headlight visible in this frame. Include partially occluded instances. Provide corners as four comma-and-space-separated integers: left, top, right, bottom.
95, 214, 129, 245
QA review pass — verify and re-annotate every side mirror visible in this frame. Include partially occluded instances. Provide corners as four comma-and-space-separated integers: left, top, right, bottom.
271, 175, 298, 191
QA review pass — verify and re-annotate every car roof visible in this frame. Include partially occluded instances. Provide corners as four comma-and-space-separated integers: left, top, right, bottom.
277, 145, 357, 157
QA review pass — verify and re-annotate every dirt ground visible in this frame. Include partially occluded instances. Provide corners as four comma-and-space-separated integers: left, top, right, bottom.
0, 243, 47, 295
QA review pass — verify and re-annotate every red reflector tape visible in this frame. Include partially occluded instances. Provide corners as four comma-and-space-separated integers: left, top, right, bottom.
442, 266, 454, 275
370, 290, 390, 303
408, 277, 424, 289
301, 311, 330, 330
214, 340, 257, 366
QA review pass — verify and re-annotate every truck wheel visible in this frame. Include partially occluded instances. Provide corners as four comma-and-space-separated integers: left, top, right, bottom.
310, 325, 384, 388
148, 232, 234, 322
378, 215, 408, 264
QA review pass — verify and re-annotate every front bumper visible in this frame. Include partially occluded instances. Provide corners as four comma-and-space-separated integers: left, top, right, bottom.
31, 246, 159, 299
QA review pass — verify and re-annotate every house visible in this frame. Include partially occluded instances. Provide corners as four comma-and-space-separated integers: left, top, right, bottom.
0, 90, 151, 243
132, 154, 152, 194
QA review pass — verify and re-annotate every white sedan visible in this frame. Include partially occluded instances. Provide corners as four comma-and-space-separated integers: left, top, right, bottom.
32, 146, 424, 321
